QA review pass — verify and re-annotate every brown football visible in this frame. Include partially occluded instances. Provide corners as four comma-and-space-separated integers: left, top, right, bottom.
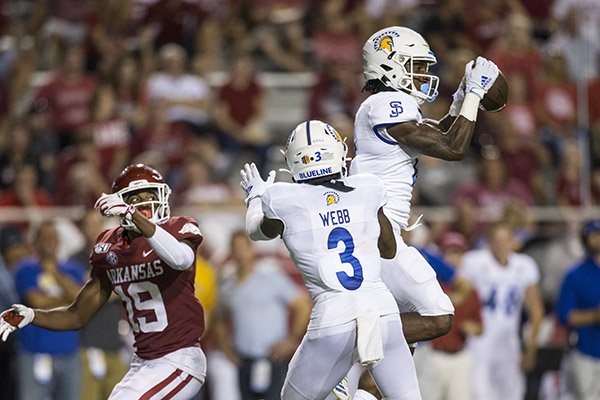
1, 310, 23, 327
479, 70, 509, 113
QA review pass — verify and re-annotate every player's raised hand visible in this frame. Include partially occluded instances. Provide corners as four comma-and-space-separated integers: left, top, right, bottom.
0, 304, 34, 341
94, 193, 136, 220
464, 56, 499, 100
240, 163, 276, 204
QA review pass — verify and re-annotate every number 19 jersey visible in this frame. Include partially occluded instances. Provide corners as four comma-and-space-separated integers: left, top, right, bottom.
349, 91, 422, 228
261, 174, 399, 333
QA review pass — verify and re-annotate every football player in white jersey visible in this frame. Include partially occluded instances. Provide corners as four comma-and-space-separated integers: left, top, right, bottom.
338, 26, 501, 398
460, 222, 544, 400
352, 25, 502, 340
241, 120, 422, 400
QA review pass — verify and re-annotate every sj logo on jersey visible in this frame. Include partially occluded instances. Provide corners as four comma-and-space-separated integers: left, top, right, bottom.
324, 191, 340, 206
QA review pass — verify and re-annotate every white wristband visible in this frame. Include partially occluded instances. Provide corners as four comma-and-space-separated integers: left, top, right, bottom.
459, 92, 480, 122
147, 225, 195, 270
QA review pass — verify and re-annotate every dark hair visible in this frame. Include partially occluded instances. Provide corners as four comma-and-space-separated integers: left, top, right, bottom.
362, 79, 393, 94
581, 219, 600, 251
0, 225, 25, 254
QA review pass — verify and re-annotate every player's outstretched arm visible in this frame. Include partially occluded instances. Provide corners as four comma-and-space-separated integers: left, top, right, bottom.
387, 57, 499, 160
0, 274, 112, 340
240, 163, 283, 240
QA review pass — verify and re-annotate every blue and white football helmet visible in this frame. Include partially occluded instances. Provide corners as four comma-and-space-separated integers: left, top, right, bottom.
363, 26, 439, 103
285, 120, 347, 182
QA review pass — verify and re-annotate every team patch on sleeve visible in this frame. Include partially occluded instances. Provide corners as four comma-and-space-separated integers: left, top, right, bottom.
179, 223, 202, 236
94, 243, 112, 254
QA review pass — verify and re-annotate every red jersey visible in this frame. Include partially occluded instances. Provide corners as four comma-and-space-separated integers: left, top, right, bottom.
90, 216, 204, 359
35, 74, 98, 132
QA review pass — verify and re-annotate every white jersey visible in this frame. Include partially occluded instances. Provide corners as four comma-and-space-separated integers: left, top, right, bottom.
349, 91, 423, 228
262, 174, 399, 333
460, 249, 540, 337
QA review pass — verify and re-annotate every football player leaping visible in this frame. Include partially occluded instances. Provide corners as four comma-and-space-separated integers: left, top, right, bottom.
337, 26, 500, 399
0, 164, 207, 400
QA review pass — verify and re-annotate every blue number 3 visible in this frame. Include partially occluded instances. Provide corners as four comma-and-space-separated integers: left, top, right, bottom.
328, 227, 364, 290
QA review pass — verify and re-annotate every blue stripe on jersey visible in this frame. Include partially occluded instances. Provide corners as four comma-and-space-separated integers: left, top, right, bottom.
372, 123, 399, 145
306, 120, 312, 145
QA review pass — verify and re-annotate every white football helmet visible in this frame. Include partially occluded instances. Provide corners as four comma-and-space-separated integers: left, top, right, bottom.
363, 26, 439, 103
285, 120, 347, 182
111, 164, 171, 230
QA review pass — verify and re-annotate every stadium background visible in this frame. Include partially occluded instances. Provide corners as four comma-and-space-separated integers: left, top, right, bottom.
0, 0, 599, 399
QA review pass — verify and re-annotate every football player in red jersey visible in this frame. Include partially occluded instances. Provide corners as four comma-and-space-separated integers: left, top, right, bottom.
0, 164, 207, 399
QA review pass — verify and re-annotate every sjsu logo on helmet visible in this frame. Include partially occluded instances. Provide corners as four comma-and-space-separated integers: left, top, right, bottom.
373, 30, 400, 52
324, 191, 339, 206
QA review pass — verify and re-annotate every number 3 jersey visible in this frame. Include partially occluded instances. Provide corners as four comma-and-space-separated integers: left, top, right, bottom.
349, 91, 422, 229
90, 216, 205, 360
262, 174, 398, 334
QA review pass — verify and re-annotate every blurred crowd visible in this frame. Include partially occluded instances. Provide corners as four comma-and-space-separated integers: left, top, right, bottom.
1, 0, 600, 399
0, 0, 598, 212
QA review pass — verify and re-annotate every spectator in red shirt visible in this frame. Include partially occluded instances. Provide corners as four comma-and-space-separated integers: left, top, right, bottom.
78, 83, 130, 182
111, 56, 150, 130
34, 44, 98, 149
496, 122, 551, 205
142, 0, 207, 55
0, 164, 52, 209
555, 140, 589, 206
214, 54, 270, 172
54, 135, 109, 207
85, 0, 139, 77
486, 13, 543, 96
132, 101, 194, 187
452, 154, 535, 218
533, 50, 578, 164
28, 0, 94, 69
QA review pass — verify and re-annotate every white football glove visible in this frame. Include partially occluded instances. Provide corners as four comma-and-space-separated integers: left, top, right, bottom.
0, 304, 34, 342
240, 163, 276, 205
449, 77, 467, 117
94, 193, 136, 220
464, 56, 499, 100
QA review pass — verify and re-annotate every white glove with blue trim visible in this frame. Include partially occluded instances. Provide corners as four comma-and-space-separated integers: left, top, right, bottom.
464, 56, 499, 100
240, 163, 276, 205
